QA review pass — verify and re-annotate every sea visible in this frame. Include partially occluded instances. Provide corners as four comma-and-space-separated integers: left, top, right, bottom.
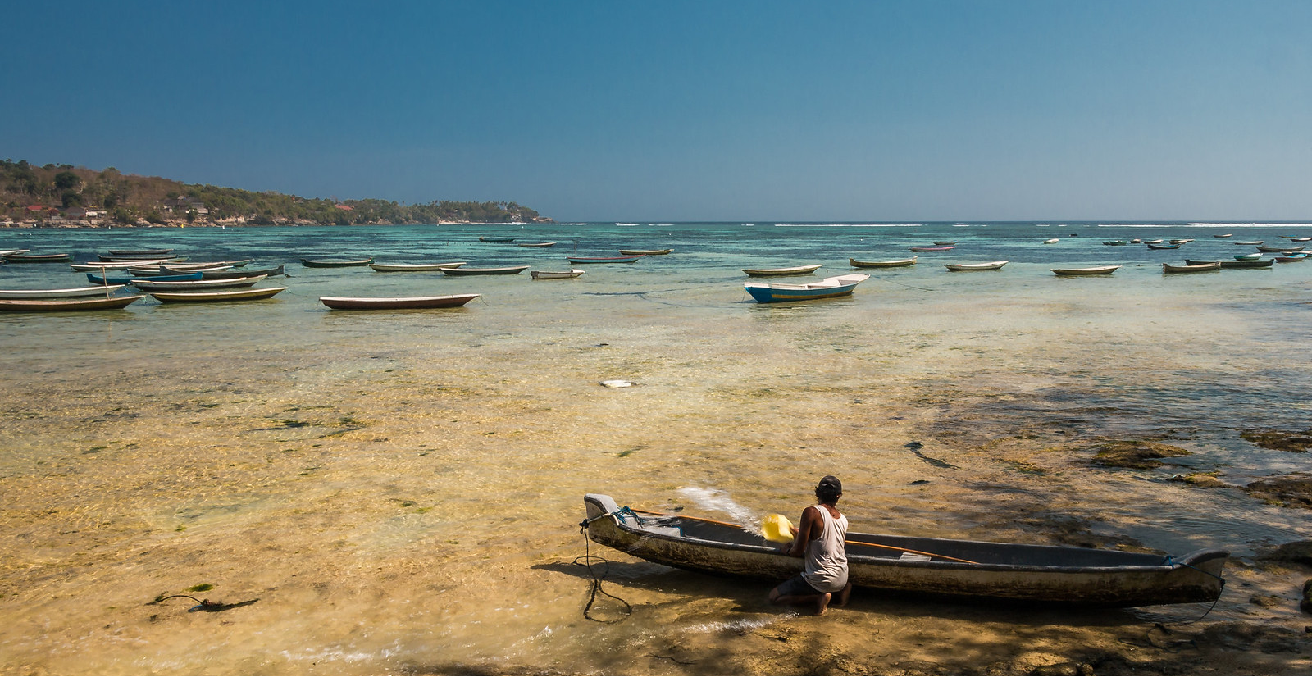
1, 221, 1310, 674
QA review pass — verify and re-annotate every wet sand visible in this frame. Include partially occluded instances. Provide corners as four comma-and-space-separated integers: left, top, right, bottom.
2, 265, 1312, 674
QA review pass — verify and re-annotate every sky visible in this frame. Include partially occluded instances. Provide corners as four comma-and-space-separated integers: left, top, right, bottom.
5, 1, 1312, 221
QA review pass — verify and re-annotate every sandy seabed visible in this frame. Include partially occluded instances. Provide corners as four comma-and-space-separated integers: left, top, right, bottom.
1, 280, 1311, 675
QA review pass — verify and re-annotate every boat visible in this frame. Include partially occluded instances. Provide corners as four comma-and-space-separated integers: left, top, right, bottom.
478, 236, 516, 243
1168, 239, 1194, 244
369, 262, 466, 272
97, 253, 187, 262
1144, 239, 1164, 244
618, 249, 673, 256
1043, 238, 1060, 244
1146, 243, 1180, 250
71, 259, 177, 271
850, 257, 916, 268
0, 295, 145, 312
201, 265, 286, 279
1213, 234, 1232, 238
1291, 237, 1312, 242
108, 248, 173, 256
1130, 239, 1142, 244
1102, 240, 1128, 246
0, 285, 127, 299
581, 493, 1227, 607
88, 272, 200, 284
745, 273, 869, 303
300, 257, 374, 267
932, 241, 956, 246
160, 260, 249, 270
1275, 254, 1309, 263
151, 287, 287, 303
517, 242, 557, 248
319, 294, 481, 310
1052, 265, 1121, 276
742, 264, 822, 277
909, 246, 953, 252
531, 269, 585, 279
0, 249, 30, 256
566, 256, 643, 264
1234, 240, 1263, 245
1187, 259, 1275, 269
1234, 253, 1262, 261
130, 265, 233, 276
4, 252, 72, 263
130, 275, 268, 291
441, 265, 530, 275
945, 261, 1008, 272
1162, 262, 1220, 273
1257, 245, 1304, 253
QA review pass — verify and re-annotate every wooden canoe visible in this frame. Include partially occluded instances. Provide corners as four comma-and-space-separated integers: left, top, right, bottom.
0, 295, 144, 312
567, 256, 643, 264
744, 274, 869, 303
1163, 262, 1220, 273
1168, 239, 1194, 244
151, 287, 286, 303
201, 265, 287, 279
71, 259, 178, 271
1186, 259, 1275, 269
130, 265, 233, 276
945, 261, 1008, 272
1257, 245, 1304, 252
478, 236, 516, 243
582, 493, 1227, 607
1213, 234, 1232, 238
319, 294, 481, 310
98, 253, 187, 261
517, 242, 557, 248
850, 257, 916, 268
108, 248, 173, 256
618, 249, 673, 256
369, 262, 466, 272
131, 275, 267, 291
4, 253, 72, 263
742, 264, 822, 277
1146, 243, 1180, 250
1233, 241, 1263, 245
932, 241, 956, 246
89, 272, 200, 284
300, 257, 374, 267
531, 269, 585, 279
441, 265, 530, 275
909, 246, 953, 252
1102, 241, 1128, 246
0, 285, 127, 299
1052, 265, 1120, 276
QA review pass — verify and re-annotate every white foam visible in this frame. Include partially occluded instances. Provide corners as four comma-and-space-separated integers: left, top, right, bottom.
772, 223, 921, 228
676, 486, 759, 529
684, 616, 782, 634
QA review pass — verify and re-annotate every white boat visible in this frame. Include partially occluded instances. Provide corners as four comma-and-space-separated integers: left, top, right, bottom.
744, 273, 870, 303
130, 275, 268, 291
742, 264, 822, 277
530, 269, 585, 279
1052, 265, 1121, 276
70, 258, 178, 271
369, 262, 466, 272
1043, 238, 1060, 244
0, 249, 30, 257
0, 285, 127, 299
945, 261, 1008, 272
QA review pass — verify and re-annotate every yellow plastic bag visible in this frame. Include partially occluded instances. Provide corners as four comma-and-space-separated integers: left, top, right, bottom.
761, 514, 794, 543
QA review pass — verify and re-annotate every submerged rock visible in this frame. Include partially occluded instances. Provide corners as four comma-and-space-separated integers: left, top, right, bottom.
1244, 474, 1312, 509
1258, 540, 1312, 565
1089, 440, 1191, 469
1168, 471, 1228, 488
1241, 429, 1312, 453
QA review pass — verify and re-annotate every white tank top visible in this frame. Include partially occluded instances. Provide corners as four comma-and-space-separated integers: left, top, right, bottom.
802, 506, 849, 593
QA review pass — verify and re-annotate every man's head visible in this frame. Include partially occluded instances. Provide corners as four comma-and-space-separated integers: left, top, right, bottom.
815, 475, 842, 504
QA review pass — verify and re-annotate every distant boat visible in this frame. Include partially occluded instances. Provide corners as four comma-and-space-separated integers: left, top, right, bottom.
108, 248, 173, 256
1213, 234, 1232, 238
478, 236, 516, 243
71, 259, 177, 271
909, 246, 954, 252
1146, 243, 1181, 250
0, 285, 127, 299
131, 275, 268, 291
0, 249, 30, 257
1131, 239, 1142, 244
131, 265, 233, 276
742, 264, 822, 277
1168, 239, 1194, 244
151, 287, 287, 303
517, 242, 557, 248
441, 265, 530, 275
301, 257, 374, 267
98, 252, 184, 261
1257, 245, 1304, 252
1234, 253, 1262, 261
369, 262, 466, 272
88, 272, 200, 284
744, 273, 870, 303
531, 269, 586, 280
566, 256, 642, 264
1144, 239, 1164, 244
1291, 237, 1312, 242
1043, 238, 1060, 244
0, 295, 144, 312
946, 261, 1008, 272
201, 265, 287, 279
1103, 240, 1128, 246
5, 252, 72, 263
850, 256, 916, 268
618, 249, 673, 256
1187, 259, 1275, 269
1233, 240, 1263, 245
933, 241, 956, 246
320, 293, 481, 310
1052, 265, 1121, 276
1162, 262, 1220, 273
159, 260, 249, 270
1275, 254, 1309, 263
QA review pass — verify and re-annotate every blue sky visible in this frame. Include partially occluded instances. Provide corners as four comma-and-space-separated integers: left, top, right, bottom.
5, 1, 1311, 221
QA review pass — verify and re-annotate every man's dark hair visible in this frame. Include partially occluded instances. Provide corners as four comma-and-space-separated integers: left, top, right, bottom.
815, 475, 842, 504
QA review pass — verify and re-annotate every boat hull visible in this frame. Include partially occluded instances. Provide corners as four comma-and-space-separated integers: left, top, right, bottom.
742, 264, 822, 277
0, 285, 127, 299
618, 249, 672, 255
151, 288, 286, 303
946, 261, 1008, 272
850, 257, 916, 268
531, 269, 585, 279
319, 294, 480, 310
567, 256, 642, 264
300, 258, 374, 267
0, 295, 144, 312
131, 275, 267, 291
369, 263, 465, 272
583, 494, 1226, 607
441, 266, 529, 275
1052, 266, 1120, 276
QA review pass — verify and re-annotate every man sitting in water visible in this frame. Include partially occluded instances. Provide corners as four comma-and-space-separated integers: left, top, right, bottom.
768, 475, 852, 615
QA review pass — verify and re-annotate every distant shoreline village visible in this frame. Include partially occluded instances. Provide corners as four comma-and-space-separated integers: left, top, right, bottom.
0, 159, 553, 229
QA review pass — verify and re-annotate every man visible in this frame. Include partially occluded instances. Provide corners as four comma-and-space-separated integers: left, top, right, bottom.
768, 475, 852, 615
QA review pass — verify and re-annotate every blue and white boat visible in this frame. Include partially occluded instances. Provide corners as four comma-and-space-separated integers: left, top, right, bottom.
87, 271, 202, 284
745, 273, 869, 303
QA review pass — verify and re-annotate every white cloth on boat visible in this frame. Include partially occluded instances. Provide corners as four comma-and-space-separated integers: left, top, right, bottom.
802, 506, 849, 593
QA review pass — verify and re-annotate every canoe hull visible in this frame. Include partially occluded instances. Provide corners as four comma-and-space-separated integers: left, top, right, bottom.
583, 494, 1226, 607
300, 258, 373, 267
850, 257, 916, 268
0, 285, 127, 299
742, 264, 822, 277
531, 269, 585, 279
1052, 266, 1120, 276
151, 288, 286, 303
441, 266, 529, 275
567, 256, 642, 264
320, 294, 480, 310
0, 295, 144, 312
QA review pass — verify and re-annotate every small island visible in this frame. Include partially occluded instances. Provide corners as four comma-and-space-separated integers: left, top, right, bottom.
0, 159, 552, 228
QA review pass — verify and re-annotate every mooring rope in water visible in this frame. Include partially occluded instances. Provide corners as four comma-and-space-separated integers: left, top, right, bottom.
575, 511, 634, 623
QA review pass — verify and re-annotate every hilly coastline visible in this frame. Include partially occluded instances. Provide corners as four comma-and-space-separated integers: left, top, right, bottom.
0, 159, 551, 228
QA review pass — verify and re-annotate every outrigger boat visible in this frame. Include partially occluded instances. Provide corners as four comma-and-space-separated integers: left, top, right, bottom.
478, 236, 516, 243
745, 273, 869, 303
850, 257, 916, 268
3, 252, 72, 263
581, 493, 1227, 607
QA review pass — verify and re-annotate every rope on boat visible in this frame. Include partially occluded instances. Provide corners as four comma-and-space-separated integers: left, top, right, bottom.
575, 509, 635, 623
1161, 554, 1226, 624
